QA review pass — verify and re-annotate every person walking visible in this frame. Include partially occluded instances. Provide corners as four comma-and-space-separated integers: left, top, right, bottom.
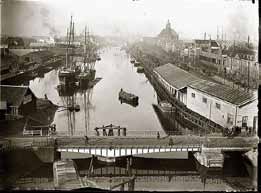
157, 132, 160, 139
84, 135, 89, 145
169, 137, 174, 146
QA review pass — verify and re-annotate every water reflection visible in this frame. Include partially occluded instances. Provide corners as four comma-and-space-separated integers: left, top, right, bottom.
28, 47, 163, 136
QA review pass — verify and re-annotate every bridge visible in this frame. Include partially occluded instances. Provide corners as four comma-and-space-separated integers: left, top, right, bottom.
2, 135, 258, 158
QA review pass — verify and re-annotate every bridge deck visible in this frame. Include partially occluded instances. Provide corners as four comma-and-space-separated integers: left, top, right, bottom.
2, 136, 258, 151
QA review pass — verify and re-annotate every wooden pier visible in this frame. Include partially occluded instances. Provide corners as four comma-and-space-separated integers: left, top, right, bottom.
94, 124, 127, 136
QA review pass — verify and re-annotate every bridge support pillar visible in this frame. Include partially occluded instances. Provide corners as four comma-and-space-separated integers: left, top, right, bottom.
88, 155, 94, 177
123, 128, 126, 136
126, 157, 132, 176
128, 178, 135, 191
120, 183, 124, 191
194, 146, 224, 169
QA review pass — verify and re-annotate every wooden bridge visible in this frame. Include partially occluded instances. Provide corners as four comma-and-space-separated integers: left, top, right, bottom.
2, 135, 258, 157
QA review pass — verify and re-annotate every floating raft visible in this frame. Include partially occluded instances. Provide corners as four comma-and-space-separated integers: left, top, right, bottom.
68, 104, 80, 112
119, 89, 139, 103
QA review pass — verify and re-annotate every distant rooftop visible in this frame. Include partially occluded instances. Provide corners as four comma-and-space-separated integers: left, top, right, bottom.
189, 80, 256, 106
194, 40, 219, 47
153, 63, 202, 90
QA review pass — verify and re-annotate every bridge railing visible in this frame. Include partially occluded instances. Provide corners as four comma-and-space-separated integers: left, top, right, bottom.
57, 142, 202, 149
54, 130, 220, 138
55, 130, 169, 137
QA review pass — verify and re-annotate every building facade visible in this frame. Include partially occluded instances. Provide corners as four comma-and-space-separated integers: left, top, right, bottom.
0, 85, 37, 120
187, 80, 258, 130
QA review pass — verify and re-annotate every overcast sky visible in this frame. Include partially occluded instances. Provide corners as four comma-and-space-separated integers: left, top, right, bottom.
1, 0, 258, 41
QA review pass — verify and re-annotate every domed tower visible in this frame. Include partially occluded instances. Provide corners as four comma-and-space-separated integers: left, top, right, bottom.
157, 20, 179, 52
166, 19, 171, 30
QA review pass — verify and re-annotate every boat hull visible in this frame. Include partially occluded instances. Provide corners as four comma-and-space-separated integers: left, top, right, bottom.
118, 90, 139, 103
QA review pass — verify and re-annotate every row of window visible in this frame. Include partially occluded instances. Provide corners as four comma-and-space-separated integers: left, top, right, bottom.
191, 92, 221, 110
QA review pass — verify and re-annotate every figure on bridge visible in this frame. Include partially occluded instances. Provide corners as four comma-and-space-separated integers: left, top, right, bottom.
84, 136, 89, 145
169, 137, 174, 146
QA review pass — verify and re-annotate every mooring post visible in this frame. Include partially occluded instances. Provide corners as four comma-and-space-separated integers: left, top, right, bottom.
103, 129, 107, 136
88, 155, 94, 177
127, 157, 132, 176
127, 157, 130, 175
120, 183, 124, 191
108, 128, 113, 136
128, 176, 135, 191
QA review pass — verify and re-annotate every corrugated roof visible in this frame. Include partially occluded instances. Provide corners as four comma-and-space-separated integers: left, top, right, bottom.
189, 80, 255, 106
0, 85, 31, 106
153, 63, 202, 90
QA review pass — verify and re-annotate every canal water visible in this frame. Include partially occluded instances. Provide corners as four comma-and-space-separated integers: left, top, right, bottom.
1, 150, 255, 191
1, 47, 256, 191
29, 47, 163, 136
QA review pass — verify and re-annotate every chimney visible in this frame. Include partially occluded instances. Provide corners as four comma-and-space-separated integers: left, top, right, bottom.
247, 35, 250, 48
221, 26, 223, 41
217, 26, 219, 40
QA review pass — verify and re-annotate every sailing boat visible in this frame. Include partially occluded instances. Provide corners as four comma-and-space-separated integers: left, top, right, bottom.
58, 16, 80, 85
76, 26, 97, 87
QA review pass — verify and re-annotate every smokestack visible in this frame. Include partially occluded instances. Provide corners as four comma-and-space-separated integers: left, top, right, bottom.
221, 26, 223, 41
72, 22, 75, 42
66, 28, 68, 43
247, 35, 250, 48
217, 26, 219, 40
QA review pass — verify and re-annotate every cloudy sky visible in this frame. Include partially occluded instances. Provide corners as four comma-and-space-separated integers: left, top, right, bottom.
1, 0, 258, 41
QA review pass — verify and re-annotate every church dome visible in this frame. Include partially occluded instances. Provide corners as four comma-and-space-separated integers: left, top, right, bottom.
158, 20, 178, 40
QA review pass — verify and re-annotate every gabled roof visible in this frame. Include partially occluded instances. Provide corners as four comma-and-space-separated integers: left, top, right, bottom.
189, 80, 256, 106
0, 85, 33, 106
153, 63, 202, 90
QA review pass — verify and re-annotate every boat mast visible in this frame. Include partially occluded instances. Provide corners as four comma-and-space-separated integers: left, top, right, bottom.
66, 15, 73, 68
66, 28, 69, 68
84, 26, 87, 69
87, 28, 90, 70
